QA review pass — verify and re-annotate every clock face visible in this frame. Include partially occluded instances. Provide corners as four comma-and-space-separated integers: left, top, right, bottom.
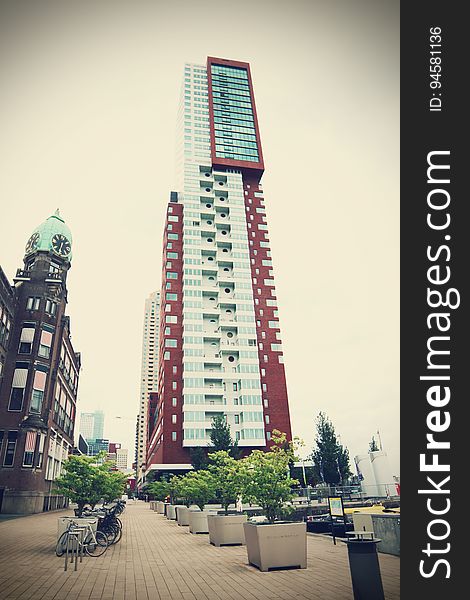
51, 234, 71, 257
25, 232, 40, 255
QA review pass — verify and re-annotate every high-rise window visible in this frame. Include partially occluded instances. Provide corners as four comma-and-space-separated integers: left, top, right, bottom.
9, 362, 29, 411
18, 323, 35, 354
26, 297, 41, 311
3, 431, 18, 466
45, 299, 57, 315
22, 431, 37, 467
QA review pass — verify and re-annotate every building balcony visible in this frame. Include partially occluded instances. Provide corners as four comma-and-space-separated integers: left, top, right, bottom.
204, 383, 224, 392
203, 353, 222, 361
202, 281, 218, 289
13, 269, 31, 281
201, 262, 218, 270
203, 329, 221, 337
44, 272, 63, 283
220, 317, 236, 323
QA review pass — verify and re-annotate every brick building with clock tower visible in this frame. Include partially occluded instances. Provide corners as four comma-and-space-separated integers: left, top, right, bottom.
0, 210, 81, 514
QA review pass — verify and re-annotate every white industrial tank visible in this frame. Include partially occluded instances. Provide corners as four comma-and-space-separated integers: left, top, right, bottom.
370, 450, 395, 497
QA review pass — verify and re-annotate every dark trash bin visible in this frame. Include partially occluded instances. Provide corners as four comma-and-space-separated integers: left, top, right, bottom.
342, 537, 385, 600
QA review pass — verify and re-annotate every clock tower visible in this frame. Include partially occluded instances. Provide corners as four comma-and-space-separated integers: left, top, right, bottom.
0, 211, 81, 515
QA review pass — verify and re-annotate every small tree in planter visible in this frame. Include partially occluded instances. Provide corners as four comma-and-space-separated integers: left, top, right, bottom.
54, 455, 103, 515
169, 475, 190, 507
208, 450, 245, 515
98, 468, 127, 505
169, 475, 192, 524
242, 431, 298, 523
179, 470, 216, 511
173, 471, 216, 530
54, 454, 126, 514
147, 480, 171, 501
206, 450, 248, 546
241, 431, 307, 571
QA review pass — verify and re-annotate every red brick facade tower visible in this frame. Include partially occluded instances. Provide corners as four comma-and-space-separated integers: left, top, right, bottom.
146, 58, 291, 475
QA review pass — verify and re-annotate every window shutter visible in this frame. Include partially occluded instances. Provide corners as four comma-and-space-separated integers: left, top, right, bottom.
12, 368, 28, 388
40, 331, 53, 346
33, 371, 47, 391
20, 328, 35, 343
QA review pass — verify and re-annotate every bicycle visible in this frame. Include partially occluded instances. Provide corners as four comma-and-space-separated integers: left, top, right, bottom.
83, 500, 126, 545
82, 502, 124, 545
56, 519, 108, 557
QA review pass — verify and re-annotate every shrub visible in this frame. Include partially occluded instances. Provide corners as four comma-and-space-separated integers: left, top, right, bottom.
54, 454, 126, 514
178, 470, 216, 511
241, 431, 298, 523
208, 450, 245, 515
147, 480, 171, 501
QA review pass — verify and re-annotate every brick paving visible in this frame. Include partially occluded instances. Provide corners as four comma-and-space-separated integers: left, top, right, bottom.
0, 501, 399, 600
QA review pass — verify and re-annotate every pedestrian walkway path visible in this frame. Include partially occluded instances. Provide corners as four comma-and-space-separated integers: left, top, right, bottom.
0, 501, 399, 600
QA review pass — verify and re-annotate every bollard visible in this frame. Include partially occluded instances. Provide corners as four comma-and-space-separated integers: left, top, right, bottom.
343, 537, 385, 600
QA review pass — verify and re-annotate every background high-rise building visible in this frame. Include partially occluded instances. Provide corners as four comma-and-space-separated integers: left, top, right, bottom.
146, 57, 292, 475
136, 291, 160, 488
87, 438, 109, 457
108, 442, 128, 471
79, 410, 104, 442
116, 447, 128, 471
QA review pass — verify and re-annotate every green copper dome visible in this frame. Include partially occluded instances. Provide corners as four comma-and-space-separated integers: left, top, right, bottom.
25, 209, 73, 261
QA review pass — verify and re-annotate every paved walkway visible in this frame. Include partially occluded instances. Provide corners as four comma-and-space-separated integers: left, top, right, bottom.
0, 501, 399, 600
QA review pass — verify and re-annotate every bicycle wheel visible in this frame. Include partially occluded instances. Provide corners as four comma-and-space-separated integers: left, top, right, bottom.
55, 531, 69, 557
85, 530, 108, 557
110, 523, 122, 544
100, 524, 117, 544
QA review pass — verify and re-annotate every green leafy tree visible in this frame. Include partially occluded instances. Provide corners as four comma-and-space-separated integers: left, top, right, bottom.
208, 450, 246, 515
241, 431, 298, 523
209, 414, 240, 458
147, 480, 171, 501
146, 470, 168, 483
54, 455, 98, 514
190, 446, 209, 470
54, 454, 125, 514
99, 468, 127, 504
311, 412, 352, 485
178, 470, 216, 511
209, 415, 232, 450
169, 475, 190, 506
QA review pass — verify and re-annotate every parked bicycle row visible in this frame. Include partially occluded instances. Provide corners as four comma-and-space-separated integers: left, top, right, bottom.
56, 500, 126, 560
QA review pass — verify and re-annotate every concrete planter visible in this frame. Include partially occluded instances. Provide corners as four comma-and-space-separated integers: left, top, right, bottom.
176, 505, 199, 526
167, 504, 184, 520
156, 501, 165, 514
243, 521, 307, 572
149, 501, 157, 511
207, 514, 247, 546
188, 510, 218, 534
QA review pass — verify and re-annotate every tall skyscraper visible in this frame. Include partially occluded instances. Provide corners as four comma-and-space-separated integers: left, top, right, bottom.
79, 410, 104, 442
146, 57, 292, 475
0, 211, 80, 514
136, 291, 160, 487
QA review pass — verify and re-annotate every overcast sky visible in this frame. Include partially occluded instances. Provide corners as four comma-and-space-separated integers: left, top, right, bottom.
0, 0, 399, 474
